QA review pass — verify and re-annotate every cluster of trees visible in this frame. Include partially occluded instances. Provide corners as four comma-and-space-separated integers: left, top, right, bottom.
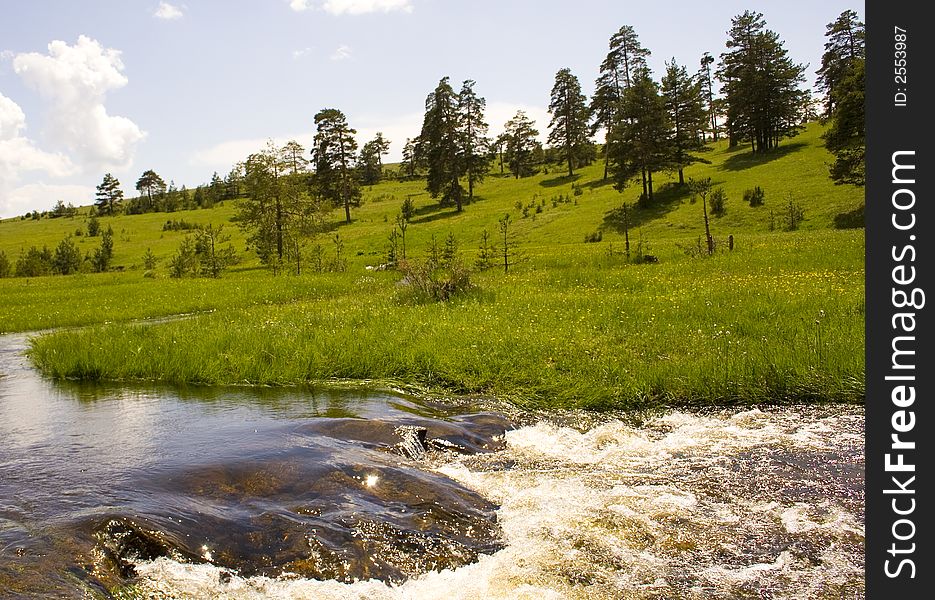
816, 9, 865, 185
89, 168, 244, 218
0, 227, 114, 278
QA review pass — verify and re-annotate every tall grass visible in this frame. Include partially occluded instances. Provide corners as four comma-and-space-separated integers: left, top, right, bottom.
29, 230, 864, 409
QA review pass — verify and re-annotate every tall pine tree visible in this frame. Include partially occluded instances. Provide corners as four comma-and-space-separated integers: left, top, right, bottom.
457, 79, 490, 200
312, 108, 360, 223
609, 67, 669, 201
661, 59, 709, 184
503, 110, 541, 179
815, 10, 864, 118
590, 25, 651, 179
419, 77, 464, 211
717, 11, 808, 153
547, 68, 592, 177
95, 173, 124, 216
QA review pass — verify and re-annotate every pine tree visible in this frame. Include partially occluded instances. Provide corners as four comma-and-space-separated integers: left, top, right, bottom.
135, 170, 166, 212
401, 138, 418, 178
419, 77, 464, 211
239, 141, 323, 271
503, 110, 541, 179
816, 10, 864, 118
717, 11, 808, 153
823, 61, 864, 185
547, 68, 592, 177
698, 52, 718, 140
661, 59, 709, 184
312, 108, 360, 223
372, 132, 391, 171
590, 25, 651, 179
609, 67, 670, 201
281, 140, 309, 175
358, 139, 383, 185
95, 173, 124, 216
457, 79, 490, 200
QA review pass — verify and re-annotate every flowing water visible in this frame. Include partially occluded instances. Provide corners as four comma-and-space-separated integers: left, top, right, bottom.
0, 332, 865, 599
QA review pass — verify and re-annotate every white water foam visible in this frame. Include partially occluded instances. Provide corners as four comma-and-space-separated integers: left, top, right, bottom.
132, 408, 864, 599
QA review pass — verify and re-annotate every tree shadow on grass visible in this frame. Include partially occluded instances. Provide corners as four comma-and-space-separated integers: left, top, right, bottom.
584, 177, 614, 190
410, 203, 462, 224
719, 142, 808, 171
602, 182, 692, 232
538, 174, 581, 188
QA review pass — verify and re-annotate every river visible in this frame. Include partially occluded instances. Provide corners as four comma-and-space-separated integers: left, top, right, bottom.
0, 332, 864, 599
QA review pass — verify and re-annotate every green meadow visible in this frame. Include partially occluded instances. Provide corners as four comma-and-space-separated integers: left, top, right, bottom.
2, 123, 866, 409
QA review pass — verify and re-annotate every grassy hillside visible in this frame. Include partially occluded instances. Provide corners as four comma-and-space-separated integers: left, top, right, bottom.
3, 123, 865, 409
1, 122, 861, 272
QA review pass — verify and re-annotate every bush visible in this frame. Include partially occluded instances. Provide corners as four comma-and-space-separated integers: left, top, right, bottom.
87, 215, 100, 237
744, 186, 765, 207
0, 251, 11, 278
163, 219, 202, 232
53, 236, 82, 275
584, 230, 603, 243
710, 188, 727, 217
398, 258, 473, 303
15, 246, 54, 277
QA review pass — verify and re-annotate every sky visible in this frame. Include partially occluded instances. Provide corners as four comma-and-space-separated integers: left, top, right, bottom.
0, 0, 863, 218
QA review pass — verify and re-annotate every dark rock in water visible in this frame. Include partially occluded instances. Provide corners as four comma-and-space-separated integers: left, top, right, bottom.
93, 517, 202, 578
88, 428, 506, 585
299, 412, 511, 456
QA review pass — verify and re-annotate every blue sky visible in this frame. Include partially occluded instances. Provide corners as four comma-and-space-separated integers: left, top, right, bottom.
0, 0, 863, 218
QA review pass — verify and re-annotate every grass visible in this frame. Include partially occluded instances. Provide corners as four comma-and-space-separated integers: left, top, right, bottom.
4, 123, 866, 409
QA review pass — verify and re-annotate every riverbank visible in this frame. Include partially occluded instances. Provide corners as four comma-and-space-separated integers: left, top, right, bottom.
26, 229, 863, 410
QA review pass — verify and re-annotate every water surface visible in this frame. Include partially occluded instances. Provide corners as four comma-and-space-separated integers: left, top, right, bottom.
0, 333, 864, 598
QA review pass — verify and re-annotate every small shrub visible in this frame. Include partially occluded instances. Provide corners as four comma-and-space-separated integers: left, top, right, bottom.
784, 196, 805, 231
163, 219, 202, 232
15, 246, 54, 277
87, 215, 100, 237
710, 188, 727, 217
398, 258, 473, 303
53, 236, 82, 275
584, 230, 603, 243
744, 186, 766, 207
0, 251, 11, 278
143, 248, 158, 271
400, 196, 415, 222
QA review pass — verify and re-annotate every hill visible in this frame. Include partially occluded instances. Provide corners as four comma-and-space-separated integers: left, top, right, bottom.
1, 122, 861, 271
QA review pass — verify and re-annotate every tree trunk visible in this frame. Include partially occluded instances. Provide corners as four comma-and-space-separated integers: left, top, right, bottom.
623, 203, 630, 260
647, 170, 654, 200
703, 195, 713, 255
678, 168, 684, 185
276, 198, 284, 261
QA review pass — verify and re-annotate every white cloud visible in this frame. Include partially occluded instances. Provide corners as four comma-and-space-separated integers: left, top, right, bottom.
292, 47, 315, 60
0, 93, 27, 140
322, 0, 413, 15
12, 35, 146, 172
329, 45, 352, 61
0, 92, 78, 217
154, 2, 184, 20
0, 183, 93, 218
289, 0, 312, 11
190, 135, 312, 171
